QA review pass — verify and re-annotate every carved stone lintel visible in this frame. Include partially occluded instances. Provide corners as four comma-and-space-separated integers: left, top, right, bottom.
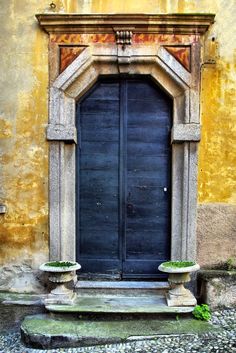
36, 14, 215, 35
116, 31, 133, 47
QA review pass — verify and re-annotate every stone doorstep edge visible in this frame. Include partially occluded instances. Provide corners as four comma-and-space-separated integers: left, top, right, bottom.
20, 326, 198, 350
21, 326, 121, 350
20, 313, 218, 350
45, 304, 194, 314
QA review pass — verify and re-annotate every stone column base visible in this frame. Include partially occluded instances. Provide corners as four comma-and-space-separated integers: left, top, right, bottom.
166, 289, 197, 307
45, 291, 77, 305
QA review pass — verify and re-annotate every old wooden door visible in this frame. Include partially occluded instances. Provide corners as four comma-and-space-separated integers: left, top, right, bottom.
76, 77, 171, 279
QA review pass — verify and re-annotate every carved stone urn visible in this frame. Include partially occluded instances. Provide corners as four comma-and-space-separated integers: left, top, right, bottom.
40, 261, 81, 305
158, 261, 200, 307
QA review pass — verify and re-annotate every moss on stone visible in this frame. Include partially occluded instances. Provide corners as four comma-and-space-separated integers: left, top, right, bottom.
21, 314, 220, 340
198, 269, 236, 280
44, 261, 76, 267
45, 296, 193, 314
0, 292, 42, 304
162, 261, 196, 268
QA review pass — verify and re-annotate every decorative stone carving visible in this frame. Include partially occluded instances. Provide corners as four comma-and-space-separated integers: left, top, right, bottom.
165, 46, 191, 72
35, 14, 215, 35
116, 30, 133, 47
60, 46, 86, 73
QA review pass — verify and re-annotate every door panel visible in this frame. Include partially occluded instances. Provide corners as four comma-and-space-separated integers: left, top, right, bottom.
76, 77, 171, 279
77, 82, 121, 276
124, 79, 171, 277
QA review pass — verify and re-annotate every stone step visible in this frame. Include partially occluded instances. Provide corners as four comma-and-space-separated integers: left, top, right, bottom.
46, 294, 194, 315
21, 313, 218, 349
75, 280, 169, 296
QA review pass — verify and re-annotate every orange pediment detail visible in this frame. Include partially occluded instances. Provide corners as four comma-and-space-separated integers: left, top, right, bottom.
60, 46, 86, 73
164, 46, 191, 72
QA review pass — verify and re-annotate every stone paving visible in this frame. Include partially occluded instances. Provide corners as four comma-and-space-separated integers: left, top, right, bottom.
0, 308, 236, 353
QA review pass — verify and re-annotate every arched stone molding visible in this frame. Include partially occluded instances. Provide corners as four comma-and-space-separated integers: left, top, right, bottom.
36, 13, 215, 265
46, 43, 201, 262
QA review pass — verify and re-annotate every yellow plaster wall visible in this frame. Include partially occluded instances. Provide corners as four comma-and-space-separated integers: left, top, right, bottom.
0, 0, 235, 270
0, 1, 49, 267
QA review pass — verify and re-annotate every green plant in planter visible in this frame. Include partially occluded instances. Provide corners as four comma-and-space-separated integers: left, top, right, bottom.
193, 304, 211, 321
162, 261, 196, 268
45, 261, 76, 267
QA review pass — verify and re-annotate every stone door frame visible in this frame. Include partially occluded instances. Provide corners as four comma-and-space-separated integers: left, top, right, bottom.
37, 13, 215, 263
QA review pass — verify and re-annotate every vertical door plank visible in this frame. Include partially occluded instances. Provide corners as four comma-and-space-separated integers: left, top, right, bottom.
76, 81, 121, 276
123, 79, 172, 278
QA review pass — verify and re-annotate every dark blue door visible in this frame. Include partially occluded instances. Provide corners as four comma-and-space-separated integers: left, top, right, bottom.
76, 77, 172, 279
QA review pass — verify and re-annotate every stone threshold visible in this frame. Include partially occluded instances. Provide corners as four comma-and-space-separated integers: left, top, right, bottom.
75, 280, 169, 297
46, 294, 193, 314
76, 281, 169, 289
21, 313, 219, 349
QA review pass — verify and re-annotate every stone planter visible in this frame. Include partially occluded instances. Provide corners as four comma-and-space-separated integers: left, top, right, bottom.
158, 261, 200, 307
40, 261, 81, 305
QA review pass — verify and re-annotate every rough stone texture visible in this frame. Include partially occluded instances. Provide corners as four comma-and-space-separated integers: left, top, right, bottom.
0, 303, 45, 335
45, 295, 194, 314
46, 124, 77, 142
20, 314, 217, 349
197, 203, 236, 267
198, 270, 236, 308
171, 124, 201, 143
0, 263, 47, 293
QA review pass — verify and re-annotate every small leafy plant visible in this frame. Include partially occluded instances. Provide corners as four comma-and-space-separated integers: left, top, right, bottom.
162, 261, 195, 268
226, 257, 235, 271
45, 261, 76, 267
193, 304, 211, 321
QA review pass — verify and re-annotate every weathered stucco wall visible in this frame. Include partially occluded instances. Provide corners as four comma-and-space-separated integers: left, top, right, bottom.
0, 1, 49, 292
0, 0, 235, 292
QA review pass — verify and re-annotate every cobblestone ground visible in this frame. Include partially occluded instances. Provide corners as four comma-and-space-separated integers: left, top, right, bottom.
0, 309, 236, 353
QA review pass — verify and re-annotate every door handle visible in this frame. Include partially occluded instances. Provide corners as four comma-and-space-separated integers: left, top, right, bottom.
127, 202, 136, 215
127, 203, 134, 211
